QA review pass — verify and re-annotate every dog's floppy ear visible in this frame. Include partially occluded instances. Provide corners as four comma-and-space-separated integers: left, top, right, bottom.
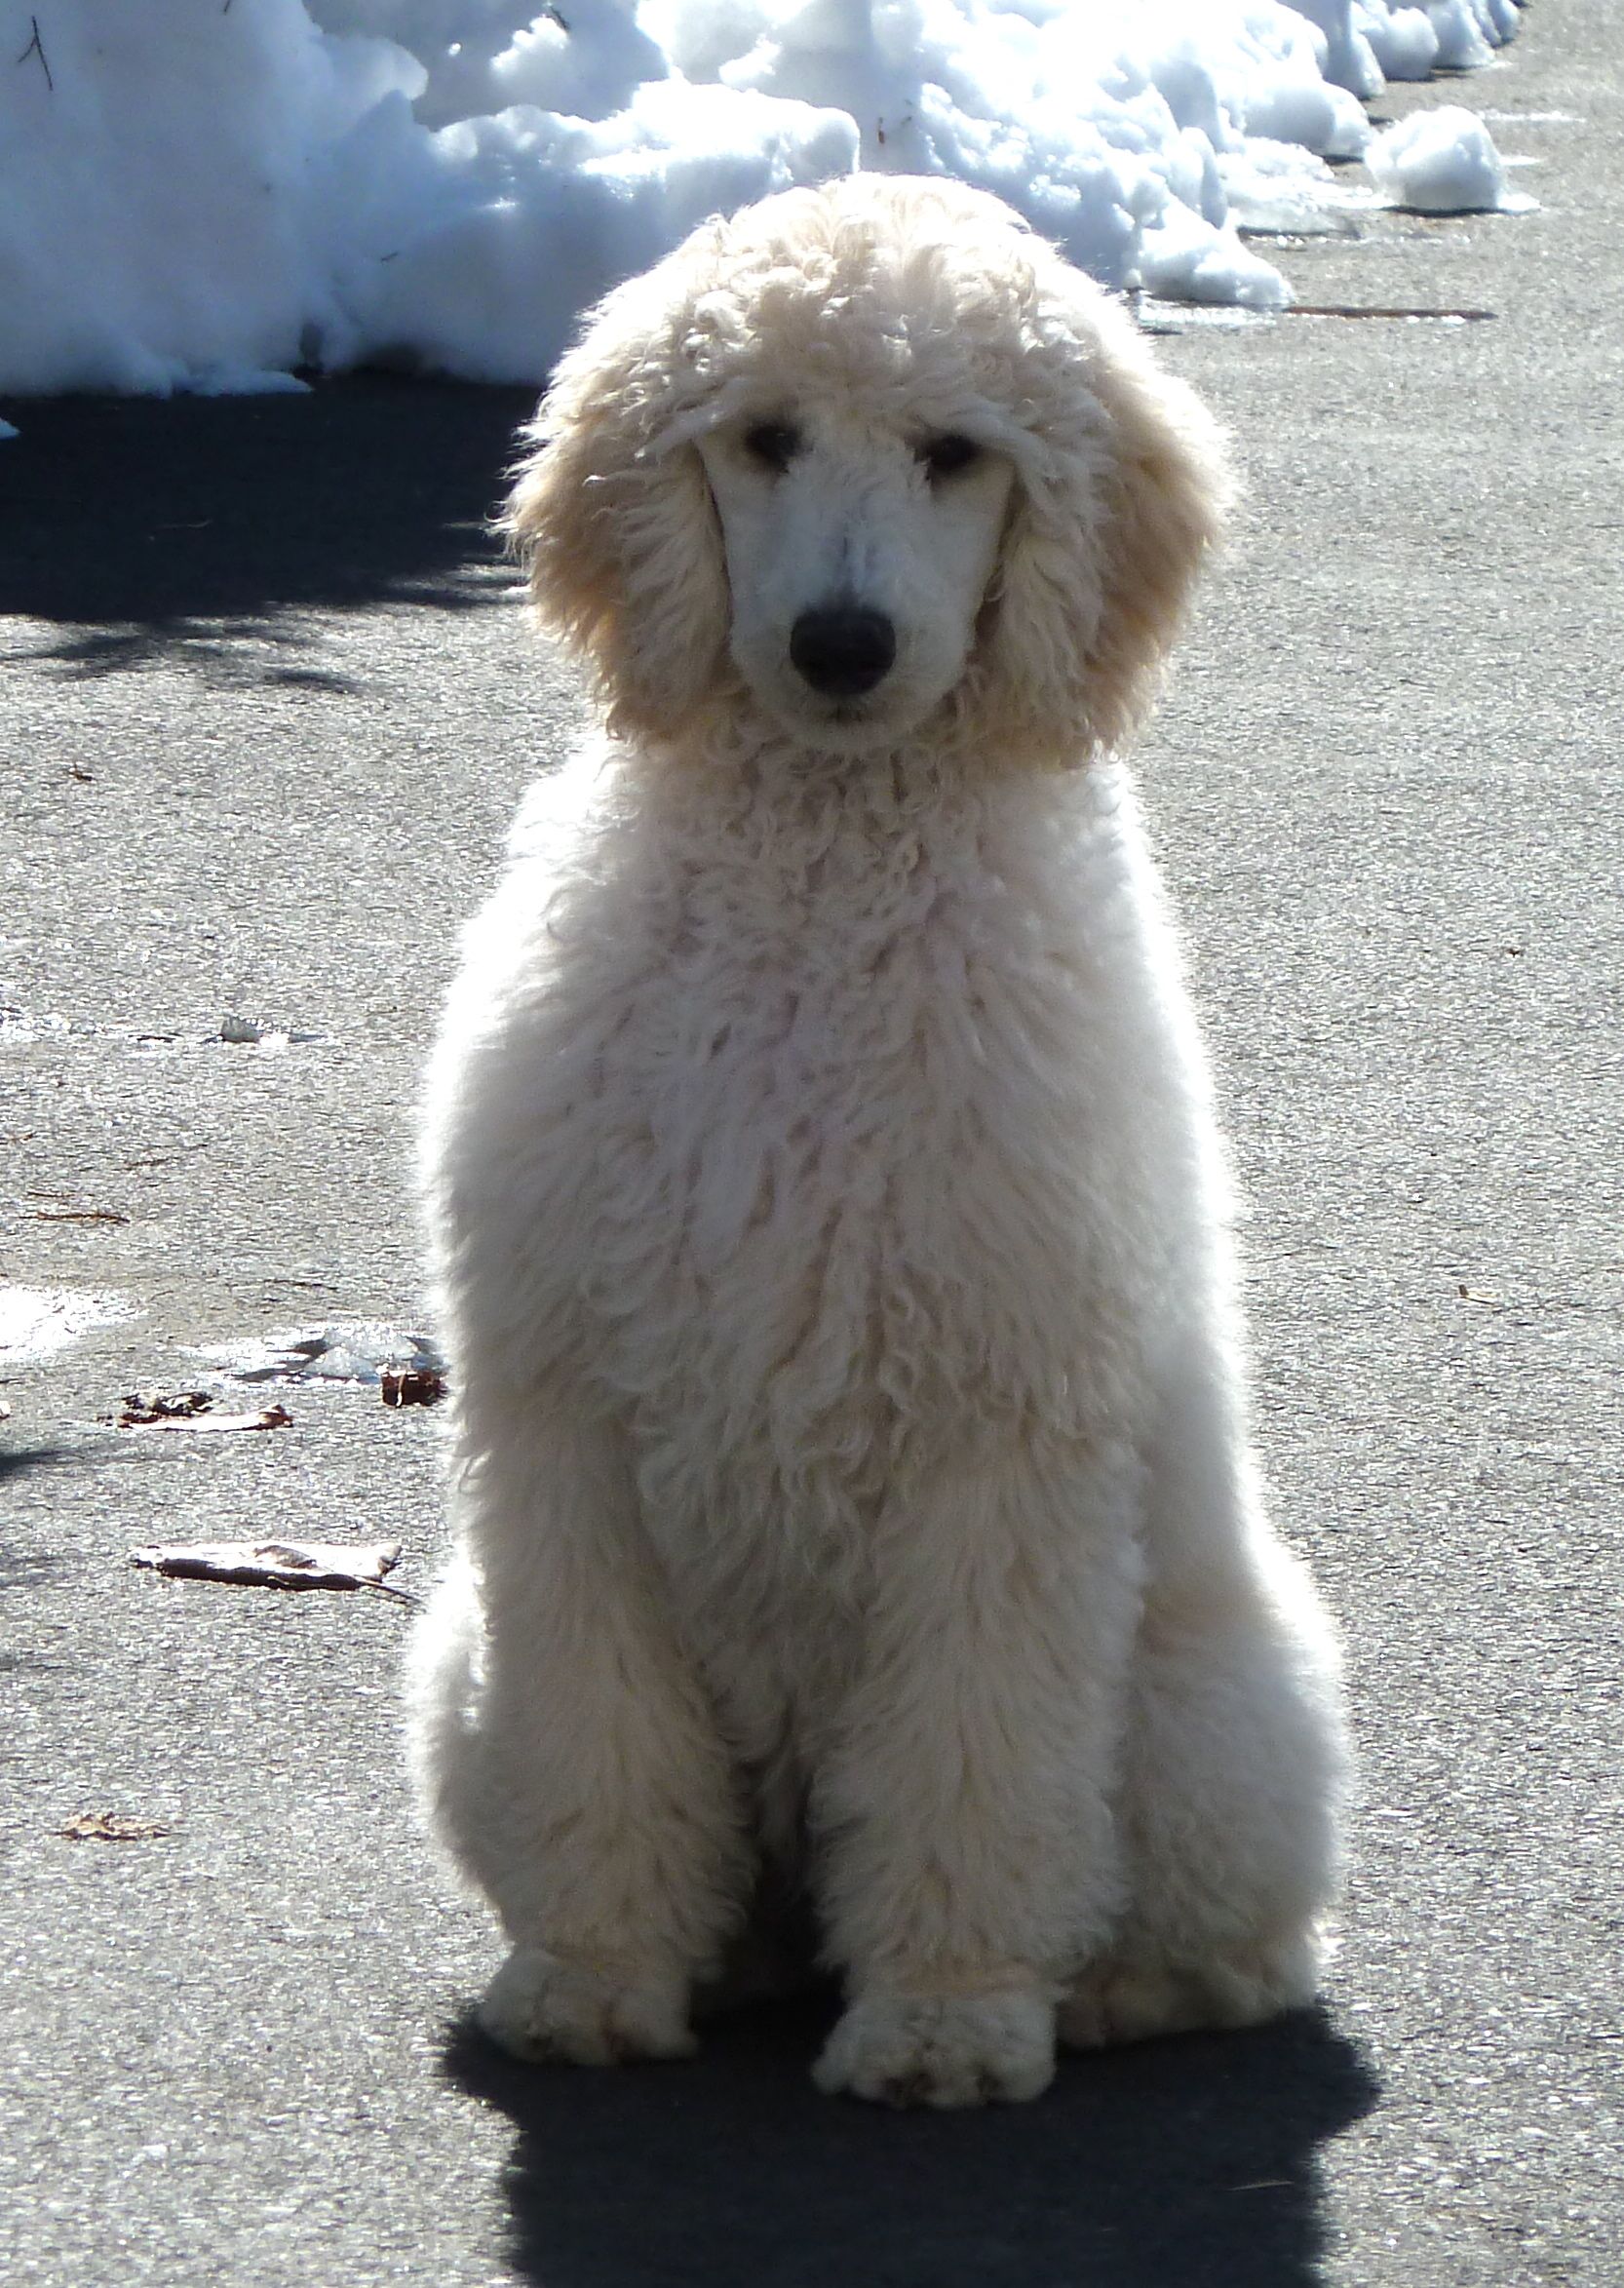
503, 261, 733, 743
977, 284, 1232, 762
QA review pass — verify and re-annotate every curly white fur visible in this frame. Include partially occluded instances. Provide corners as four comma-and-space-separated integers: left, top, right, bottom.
407, 175, 1349, 2110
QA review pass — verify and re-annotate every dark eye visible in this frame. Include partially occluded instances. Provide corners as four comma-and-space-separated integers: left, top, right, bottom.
743, 420, 801, 473
919, 433, 982, 481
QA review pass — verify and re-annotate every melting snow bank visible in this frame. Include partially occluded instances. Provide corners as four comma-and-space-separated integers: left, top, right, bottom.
0, 0, 1525, 398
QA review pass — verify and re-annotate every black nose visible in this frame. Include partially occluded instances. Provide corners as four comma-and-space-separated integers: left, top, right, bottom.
789, 605, 897, 698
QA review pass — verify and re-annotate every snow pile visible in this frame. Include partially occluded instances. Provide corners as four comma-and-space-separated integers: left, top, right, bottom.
1367, 104, 1532, 213
0, 0, 1525, 401
0, 2, 414, 396
1281, 0, 1522, 90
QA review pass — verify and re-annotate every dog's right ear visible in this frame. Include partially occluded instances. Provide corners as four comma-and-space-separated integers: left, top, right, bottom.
503, 276, 733, 744
971, 272, 1232, 764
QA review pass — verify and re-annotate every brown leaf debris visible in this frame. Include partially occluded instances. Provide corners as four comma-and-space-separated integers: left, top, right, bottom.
118, 1393, 293, 1432
61, 1811, 173, 1842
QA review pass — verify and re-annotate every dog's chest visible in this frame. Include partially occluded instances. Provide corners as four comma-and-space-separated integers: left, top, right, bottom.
520, 764, 1174, 1498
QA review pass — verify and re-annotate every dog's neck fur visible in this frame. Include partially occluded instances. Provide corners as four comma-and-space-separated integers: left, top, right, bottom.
570, 719, 1114, 964
641, 697, 1083, 803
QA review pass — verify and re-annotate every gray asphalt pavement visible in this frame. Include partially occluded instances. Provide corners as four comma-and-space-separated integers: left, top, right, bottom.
3, 4, 1620, 2281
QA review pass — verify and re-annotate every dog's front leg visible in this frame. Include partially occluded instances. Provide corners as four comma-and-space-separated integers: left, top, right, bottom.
409, 1398, 749, 2066
810, 1434, 1144, 2107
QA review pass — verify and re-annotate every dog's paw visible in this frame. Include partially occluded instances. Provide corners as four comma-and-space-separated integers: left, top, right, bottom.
477, 1947, 697, 2066
1059, 1931, 1323, 2050
813, 1989, 1056, 2109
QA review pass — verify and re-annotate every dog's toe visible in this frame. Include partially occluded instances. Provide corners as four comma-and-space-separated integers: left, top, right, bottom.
1059, 1931, 1325, 2050
813, 1989, 1056, 2109
477, 1947, 697, 2067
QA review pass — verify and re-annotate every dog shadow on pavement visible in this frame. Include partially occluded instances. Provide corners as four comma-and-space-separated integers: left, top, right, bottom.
444, 1988, 1378, 2288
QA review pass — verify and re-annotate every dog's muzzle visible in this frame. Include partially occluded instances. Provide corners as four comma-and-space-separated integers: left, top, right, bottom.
790, 605, 897, 699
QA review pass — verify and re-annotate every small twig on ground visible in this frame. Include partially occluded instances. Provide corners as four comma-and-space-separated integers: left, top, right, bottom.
129, 1537, 416, 1602
27, 1206, 129, 1224
1284, 303, 1496, 322
17, 15, 53, 91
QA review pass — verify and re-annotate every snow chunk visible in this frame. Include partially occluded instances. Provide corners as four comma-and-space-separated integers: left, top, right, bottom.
490, 0, 673, 122
1367, 105, 1532, 213
1279, 0, 1382, 97
1358, 5, 1439, 81
1218, 135, 1375, 236
201, 1321, 447, 1386
1425, 1, 1491, 69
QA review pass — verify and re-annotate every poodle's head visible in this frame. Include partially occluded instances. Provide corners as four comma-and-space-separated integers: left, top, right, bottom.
506, 175, 1231, 763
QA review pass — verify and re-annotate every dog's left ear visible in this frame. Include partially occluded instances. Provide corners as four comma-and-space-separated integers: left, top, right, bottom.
503, 264, 733, 743
977, 285, 1233, 762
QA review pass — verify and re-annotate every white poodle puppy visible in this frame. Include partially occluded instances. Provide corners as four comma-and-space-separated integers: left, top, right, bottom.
408, 175, 1349, 2109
